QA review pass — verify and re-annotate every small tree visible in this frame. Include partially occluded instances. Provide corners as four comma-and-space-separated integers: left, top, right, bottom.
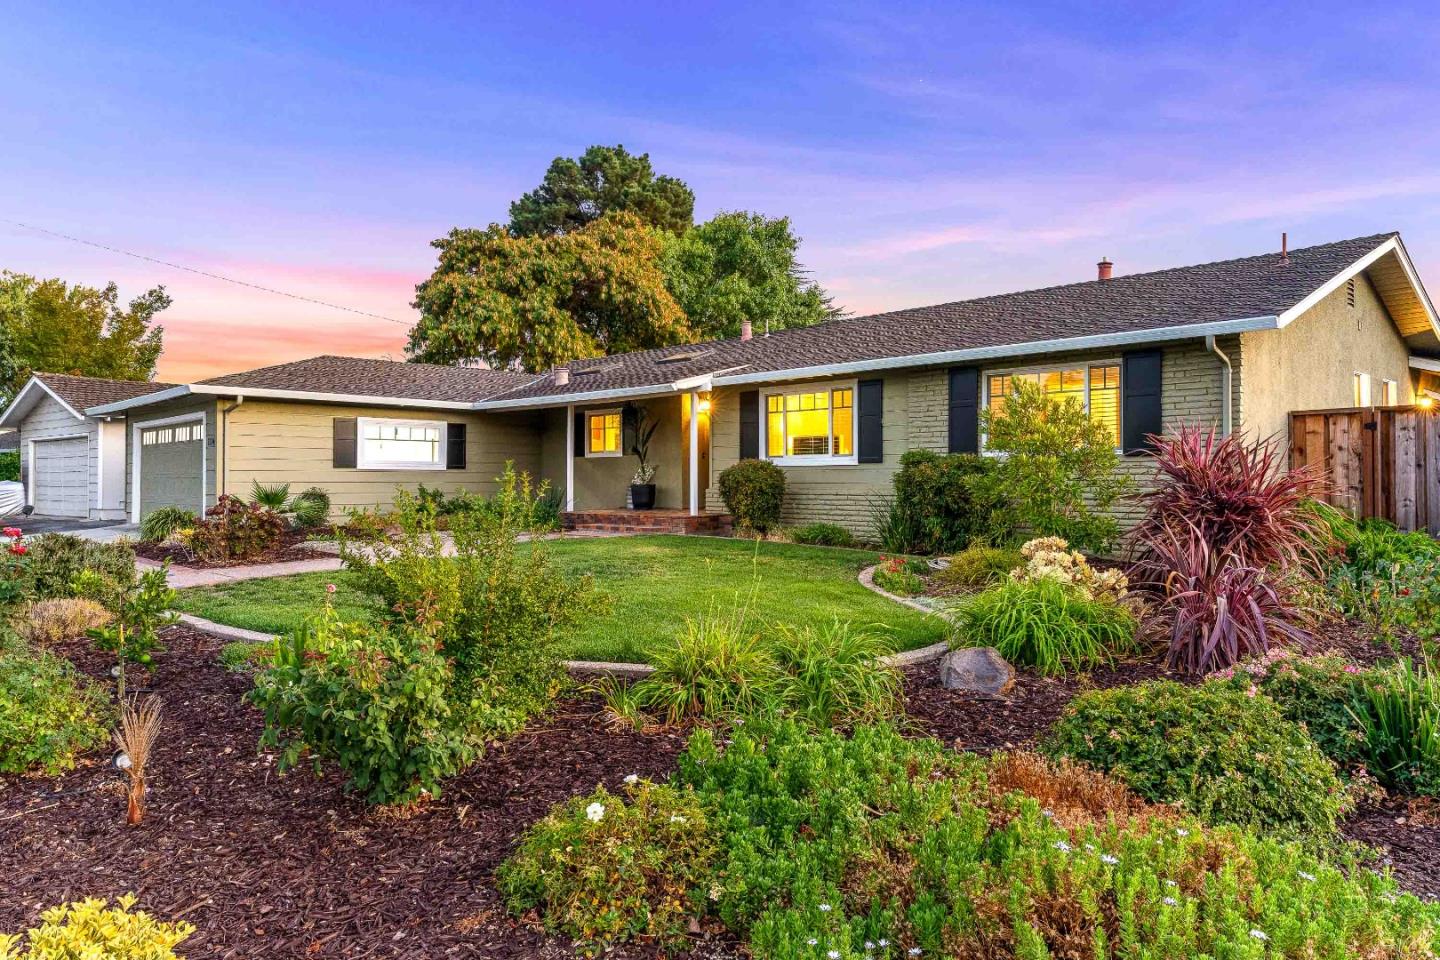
975, 380, 1130, 553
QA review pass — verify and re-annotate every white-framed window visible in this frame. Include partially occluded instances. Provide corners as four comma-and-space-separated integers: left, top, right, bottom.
585, 409, 622, 457
1382, 378, 1399, 406
357, 417, 445, 470
982, 361, 1122, 449
760, 380, 857, 465
1354, 372, 1372, 406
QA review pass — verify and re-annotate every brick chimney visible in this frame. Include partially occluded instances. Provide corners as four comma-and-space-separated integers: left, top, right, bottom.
1097, 257, 1113, 281
740, 319, 753, 341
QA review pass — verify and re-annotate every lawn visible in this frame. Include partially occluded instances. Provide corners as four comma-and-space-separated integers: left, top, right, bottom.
172, 534, 948, 663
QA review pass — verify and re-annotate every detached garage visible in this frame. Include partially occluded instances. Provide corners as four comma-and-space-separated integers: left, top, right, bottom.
0, 373, 177, 520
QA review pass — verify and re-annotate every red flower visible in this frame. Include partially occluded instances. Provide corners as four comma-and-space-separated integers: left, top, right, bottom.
9, 543, 27, 555
2, 527, 20, 538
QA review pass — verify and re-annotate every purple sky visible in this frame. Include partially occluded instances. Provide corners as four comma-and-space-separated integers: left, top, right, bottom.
4, 1, 1440, 382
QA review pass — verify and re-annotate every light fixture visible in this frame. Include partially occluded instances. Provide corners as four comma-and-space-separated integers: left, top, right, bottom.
1420, 396, 1436, 411
697, 399, 712, 414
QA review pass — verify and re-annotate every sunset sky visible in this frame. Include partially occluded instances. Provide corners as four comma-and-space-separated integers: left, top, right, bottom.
5, 1, 1440, 383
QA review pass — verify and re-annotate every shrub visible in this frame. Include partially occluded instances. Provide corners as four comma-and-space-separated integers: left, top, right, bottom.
870, 555, 926, 596
217, 640, 272, 672
497, 781, 716, 949
790, 522, 856, 547
0, 634, 109, 776
717, 459, 786, 533
888, 449, 1005, 553
343, 464, 598, 737
80, 565, 177, 699
0, 894, 194, 959
619, 611, 782, 725
973, 379, 1130, 552
1133, 427, 1326, 575
251, 614, 473, 805
931, 544, 1024, 594
290, 487, 332, 528
23, 533, 136, 604
248, 479, 291, 509
950, 577, 1138, 675
14, 597, 111, 646
1354, 656, 1440, 796
767, 621, 902, 728
139, 506, 197, 544
1311, 503, 1440, 640
180, 495, 286, 563
1013, 535, 1131, 605
1045, 681, 1349, 837
510, 719, 1440, 958
0, 450, 18, 483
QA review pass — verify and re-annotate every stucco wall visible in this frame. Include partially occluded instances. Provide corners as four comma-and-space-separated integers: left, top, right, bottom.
536, 398, 688, 510
1240, 273, 1414, 441
704, 338, 1240, 537
219, 399, 542, 516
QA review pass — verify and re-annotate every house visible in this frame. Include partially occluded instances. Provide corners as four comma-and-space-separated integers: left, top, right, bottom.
3, 231, 1437, 534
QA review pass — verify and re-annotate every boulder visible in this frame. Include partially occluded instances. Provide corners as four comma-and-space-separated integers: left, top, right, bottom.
939, 646, 1015, 695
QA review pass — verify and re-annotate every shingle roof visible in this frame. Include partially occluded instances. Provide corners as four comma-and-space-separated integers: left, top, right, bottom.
35, 373, 179, 412
485, 232, 1397, 403
197, 355, 537, 403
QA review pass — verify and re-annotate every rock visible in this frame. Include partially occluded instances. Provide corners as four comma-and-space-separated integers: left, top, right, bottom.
938, 647, 1015, 695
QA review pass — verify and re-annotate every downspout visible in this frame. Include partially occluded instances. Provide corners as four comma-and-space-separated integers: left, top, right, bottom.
1205, 335, 1233, 436
219, 396, 244, 499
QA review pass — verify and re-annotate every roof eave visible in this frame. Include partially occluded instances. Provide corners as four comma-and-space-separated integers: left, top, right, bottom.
0, 376, 87, 427
87, 384, 487, 416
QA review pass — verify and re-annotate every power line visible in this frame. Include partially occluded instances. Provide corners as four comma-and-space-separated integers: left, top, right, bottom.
1, 218, 413, 326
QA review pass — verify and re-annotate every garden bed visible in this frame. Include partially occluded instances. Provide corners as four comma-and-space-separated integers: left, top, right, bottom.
134, 530, 332, 569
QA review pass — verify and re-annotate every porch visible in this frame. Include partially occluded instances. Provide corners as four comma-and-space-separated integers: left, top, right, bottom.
562, 508, 732, 535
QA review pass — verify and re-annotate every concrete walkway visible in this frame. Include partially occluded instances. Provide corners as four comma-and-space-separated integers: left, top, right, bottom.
140, 555, 343, 589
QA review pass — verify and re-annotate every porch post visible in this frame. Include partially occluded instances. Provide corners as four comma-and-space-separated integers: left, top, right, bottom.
565, 404, 575, 512
688, 391, 700, 516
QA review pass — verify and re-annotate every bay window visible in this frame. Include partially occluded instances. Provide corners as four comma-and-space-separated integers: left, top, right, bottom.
984, 362, 1121, 448
357, 417, 445, 470
762, 382, 856, 464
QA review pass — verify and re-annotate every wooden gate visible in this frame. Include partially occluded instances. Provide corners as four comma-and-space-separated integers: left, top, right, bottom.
1289, 405, 1440, 534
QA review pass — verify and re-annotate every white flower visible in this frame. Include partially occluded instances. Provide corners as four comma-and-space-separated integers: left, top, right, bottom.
1041, 808, 1054, 819
818, 903, 832, 912
908, 949, 923, 956
1052, 840, 1072, 853
1084, 843, 1096, 852
623, 773, 639, 784
864, 942, 875, 950
585, 802, 605, 822
807, 938, 818, 946
1249, 929, 1269, 942
1298, 870, 1316, 882
1175, 828, 1189, 837
1100, 854, 1119, 865
828, 952, 841, 959
1162, 897, 1178, 906
1164, 880, 1177, 888
878, 939, 890, 948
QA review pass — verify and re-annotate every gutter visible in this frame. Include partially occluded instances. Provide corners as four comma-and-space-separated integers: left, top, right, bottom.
1205, 335, 1233, 436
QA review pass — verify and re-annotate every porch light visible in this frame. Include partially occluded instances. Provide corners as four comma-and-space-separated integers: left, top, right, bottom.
697, 399, 712, 414
1420, 396, 1436, 410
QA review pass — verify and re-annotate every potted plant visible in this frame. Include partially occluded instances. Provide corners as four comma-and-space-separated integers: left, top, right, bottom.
625, 403, 659, 510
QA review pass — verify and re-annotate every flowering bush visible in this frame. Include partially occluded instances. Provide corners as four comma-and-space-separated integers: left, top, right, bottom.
1012, 536, 1130, 605
498, 780, 715, 950
507, 720, 1440, 957
871, 555, 926, 596
0, 528, 32, 607
1045, 680, 1350, 838
0, 894, 193, 959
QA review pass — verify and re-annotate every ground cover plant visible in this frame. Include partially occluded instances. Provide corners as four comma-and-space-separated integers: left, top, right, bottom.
0, 894, 194, 959
1045, 680, 1350, 838
0, 632, 108, 776
1310, 501, 1440, 641
175, 535, 948, 663
789, 522, 856, 547
928, 544, 1024, 594
504, 719, 1440, 958
870, 555, 926, 595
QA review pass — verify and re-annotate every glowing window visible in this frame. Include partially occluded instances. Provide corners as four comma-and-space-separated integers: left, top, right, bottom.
762, 383, 857, 463
985, 363, 1122, 448
586, 410, 622, 456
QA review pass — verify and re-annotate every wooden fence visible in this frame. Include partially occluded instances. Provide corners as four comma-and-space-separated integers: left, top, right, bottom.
1289, 405, 1440, 534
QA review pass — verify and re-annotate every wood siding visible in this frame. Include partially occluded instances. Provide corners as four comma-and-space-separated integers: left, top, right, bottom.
15, 394, 102, 518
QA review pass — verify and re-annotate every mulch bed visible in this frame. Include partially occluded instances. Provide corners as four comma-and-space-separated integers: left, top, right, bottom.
0, 628, 728, 959
134, 531, 331, 569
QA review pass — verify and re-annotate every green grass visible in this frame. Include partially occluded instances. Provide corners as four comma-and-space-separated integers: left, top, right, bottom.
173, 535, 946, 663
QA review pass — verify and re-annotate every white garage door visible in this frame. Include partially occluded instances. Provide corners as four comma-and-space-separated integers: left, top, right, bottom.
32, 438, 89, 517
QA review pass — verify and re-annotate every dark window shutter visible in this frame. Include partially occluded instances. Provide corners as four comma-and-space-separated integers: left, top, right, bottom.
1121, 349, 1164, 455
332, 417, 357, 468
739, 390, 759, 459
446, 423, 466, 469
947, 367, 980, 454
573, 410, 586, 458
857, 379, 884, 463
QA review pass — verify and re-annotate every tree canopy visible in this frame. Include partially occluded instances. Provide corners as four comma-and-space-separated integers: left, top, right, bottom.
408, 213, 690, 373
0, 272, 169, 402
661, 211, 836, 340
508, 144, 695, 238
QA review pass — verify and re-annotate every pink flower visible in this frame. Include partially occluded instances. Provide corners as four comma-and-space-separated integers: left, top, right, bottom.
9, 543, 27, 556
2, 527, 20, 538
1246, 685, 1258, 698
1344, 665, 1362, 674
325, 583, 337, 594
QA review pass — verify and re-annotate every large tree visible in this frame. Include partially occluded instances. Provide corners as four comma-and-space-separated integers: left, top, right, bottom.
507, 144, 695, 237
0, 272, 169, 402
408, 212, 691, 373
661, 211, 839, 340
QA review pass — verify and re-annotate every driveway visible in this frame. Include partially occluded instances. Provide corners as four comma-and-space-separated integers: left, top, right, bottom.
1, 515, 137, 542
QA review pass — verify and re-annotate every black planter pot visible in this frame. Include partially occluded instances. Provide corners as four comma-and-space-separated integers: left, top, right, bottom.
630, 483, 657, 510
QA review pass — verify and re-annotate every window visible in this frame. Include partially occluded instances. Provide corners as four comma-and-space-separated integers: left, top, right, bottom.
762, 382, 856, 464
984, 362, 1121, 448
1382, 379, 1399, 406
1354, 372, 1372, 406
357, 417, 444, 470
586, 409, 622, 456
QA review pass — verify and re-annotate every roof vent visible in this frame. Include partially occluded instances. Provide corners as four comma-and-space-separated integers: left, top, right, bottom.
1097, 257, 1113, 281
553, 367, 570, 386
656, 348, 715, 365
1280, 232, 1290, 266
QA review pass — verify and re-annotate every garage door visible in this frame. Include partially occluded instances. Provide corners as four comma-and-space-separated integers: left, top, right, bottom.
32, 438, 90, 517
139, 421, 204, 520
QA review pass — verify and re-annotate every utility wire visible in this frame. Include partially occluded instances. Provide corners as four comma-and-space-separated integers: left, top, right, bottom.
1, 217, 413, 326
